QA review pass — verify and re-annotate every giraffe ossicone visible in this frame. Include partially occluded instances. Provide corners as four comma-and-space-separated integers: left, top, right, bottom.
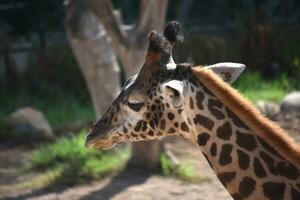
86, 21, 300, 200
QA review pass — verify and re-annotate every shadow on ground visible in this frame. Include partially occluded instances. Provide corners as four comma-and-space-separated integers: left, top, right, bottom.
80, 167, 150, 200
4, 166, 150, 200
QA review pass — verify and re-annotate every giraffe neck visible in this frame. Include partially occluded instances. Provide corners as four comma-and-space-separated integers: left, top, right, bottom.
182, 77, 300, 200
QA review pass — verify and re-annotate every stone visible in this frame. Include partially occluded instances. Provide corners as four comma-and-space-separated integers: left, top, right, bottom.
256, 101, 280, 119
5, 107, 53, 141
280, 92, 300, 117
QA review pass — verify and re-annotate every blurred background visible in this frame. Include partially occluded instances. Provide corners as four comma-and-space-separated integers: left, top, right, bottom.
1, 0, 300, 199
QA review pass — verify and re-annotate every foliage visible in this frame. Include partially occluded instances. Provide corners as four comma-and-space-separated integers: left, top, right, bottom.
0, 82, 94, 128
2, 0, 300, 37
237, 9, 278, 73
25, 130, 131, 184
0, 44, 94, 128
112, 0, 139, 24
173, 34, 232, 65
234, 71, 299, 103
0, 0, 64, 37
274, 28, 300, 75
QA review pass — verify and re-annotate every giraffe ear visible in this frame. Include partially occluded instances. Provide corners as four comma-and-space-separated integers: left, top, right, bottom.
205, 62, 245, 84
163, 80, 184, 108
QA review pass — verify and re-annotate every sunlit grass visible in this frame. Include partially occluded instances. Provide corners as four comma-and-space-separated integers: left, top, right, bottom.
234, 71, 297, 103
25, 130, 131, 184
0, 167, 63, 195
21, 130, 202, 187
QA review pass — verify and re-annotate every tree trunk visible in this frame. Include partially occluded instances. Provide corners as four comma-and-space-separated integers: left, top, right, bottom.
65, 0, 168, 170
65, 1, 121, 117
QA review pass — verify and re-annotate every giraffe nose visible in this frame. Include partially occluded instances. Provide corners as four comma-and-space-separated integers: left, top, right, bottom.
85, 132, 113, 150
85, 132, 109, 148
85, 124, 111, 148
85, 135, 96, 148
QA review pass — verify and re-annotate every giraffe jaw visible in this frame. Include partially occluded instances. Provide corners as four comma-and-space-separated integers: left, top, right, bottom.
85, 136, 115, 150
85, 124, 122, 150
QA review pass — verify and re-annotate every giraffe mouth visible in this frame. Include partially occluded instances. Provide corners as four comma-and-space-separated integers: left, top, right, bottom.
85, 124, 119, 150
85, 135, 114, 150
85, 128, 115, 150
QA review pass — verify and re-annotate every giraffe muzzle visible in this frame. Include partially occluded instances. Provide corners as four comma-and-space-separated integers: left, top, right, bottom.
85, 125, 116, 150
85, 133, 114, 150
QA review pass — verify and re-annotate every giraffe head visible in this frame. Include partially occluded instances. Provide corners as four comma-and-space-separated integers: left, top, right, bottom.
85, 21, 245, 150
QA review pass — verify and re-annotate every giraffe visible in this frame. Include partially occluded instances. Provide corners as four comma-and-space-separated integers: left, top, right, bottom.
85, 21, 300, 200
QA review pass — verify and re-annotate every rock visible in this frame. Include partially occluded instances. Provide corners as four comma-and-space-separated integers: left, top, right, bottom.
256, 101, 280, 119
5, 107, 53, 142
280, 92, 300, 117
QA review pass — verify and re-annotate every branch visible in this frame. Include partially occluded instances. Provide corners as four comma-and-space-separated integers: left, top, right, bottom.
85, 0, 168, 51
86, 0, 128, 48
134, 0, 169, 44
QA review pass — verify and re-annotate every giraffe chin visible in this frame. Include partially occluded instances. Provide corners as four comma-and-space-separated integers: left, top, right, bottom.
85, 137, 114, 150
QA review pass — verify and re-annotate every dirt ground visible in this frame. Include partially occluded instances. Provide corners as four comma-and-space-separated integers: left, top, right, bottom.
1, 116, 300, 200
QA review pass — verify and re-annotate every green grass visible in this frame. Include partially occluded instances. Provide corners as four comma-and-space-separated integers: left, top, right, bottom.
0, 43, 95, 128
0, 81, 94, 128
234, 71, 298, 103
25, 130, 131, 184
20, 130, 201, 187
40, 97, 94, 128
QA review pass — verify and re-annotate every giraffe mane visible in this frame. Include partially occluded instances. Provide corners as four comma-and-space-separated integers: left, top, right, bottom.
192, 66, 300, 167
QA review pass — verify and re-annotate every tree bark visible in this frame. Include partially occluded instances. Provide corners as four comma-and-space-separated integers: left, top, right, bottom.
65, 0, 168, 170
65, 0, 121, 117
86, 0, 168, 76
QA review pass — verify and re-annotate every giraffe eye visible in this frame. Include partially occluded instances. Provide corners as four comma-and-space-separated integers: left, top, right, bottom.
127, 101, 144, 112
